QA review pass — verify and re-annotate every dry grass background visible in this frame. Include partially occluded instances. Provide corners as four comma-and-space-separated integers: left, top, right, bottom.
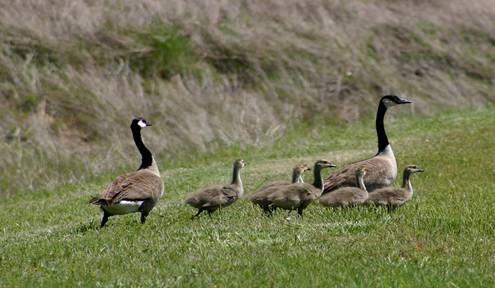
0, 0, 494, 195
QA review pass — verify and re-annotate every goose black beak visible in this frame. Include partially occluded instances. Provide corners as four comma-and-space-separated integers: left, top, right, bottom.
400, 98, 412, 104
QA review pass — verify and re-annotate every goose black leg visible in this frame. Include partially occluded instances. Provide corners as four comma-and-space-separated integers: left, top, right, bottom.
263, 208, 273, 217
141, 211, 149, 224
100, 211, 110, 228
297, 207, 304, 217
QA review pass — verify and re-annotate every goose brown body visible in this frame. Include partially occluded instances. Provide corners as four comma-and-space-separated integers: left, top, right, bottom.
324, 150, 395, 193
94, 169, 163, 211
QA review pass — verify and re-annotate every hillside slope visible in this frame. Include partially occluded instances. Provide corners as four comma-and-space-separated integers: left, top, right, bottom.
1, 0, 494, 195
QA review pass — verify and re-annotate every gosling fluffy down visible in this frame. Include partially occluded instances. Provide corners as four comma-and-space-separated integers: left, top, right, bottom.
185, 159, 245, 219
320, 168, 368, 208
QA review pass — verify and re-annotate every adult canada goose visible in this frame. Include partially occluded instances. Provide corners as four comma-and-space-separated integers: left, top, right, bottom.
319, 168, 368, 208
267, 160, 336, 217
323, 95, 411, 194
90, 118, 164, 227
365, 165, 424, 211
249, 163, 311, 215
185, 159, 245, 219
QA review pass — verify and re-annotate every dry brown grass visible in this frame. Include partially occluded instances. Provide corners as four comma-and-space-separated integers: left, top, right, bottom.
0, 0, 494, 195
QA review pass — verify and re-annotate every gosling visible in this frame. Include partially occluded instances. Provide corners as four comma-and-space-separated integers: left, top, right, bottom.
365, 165, 424, 211
185, 159, 245, 219
249, 163, 311, 215
267, 160, 336, 217
319, 168, 368, 208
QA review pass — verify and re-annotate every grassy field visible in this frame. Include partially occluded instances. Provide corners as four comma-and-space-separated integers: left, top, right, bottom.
2, 0, 495, 196
1, 108, 494, 287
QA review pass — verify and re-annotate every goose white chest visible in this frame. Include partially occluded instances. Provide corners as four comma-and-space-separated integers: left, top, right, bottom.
378, 145, 397, 184
102, 200, 144, 215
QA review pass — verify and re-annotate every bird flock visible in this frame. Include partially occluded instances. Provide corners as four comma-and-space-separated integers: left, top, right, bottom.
90, 95, 424, 227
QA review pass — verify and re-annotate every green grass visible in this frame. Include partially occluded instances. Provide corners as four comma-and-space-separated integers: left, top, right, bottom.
1, 108, 495, 287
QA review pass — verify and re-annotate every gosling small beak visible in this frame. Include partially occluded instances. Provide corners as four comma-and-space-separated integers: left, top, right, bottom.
328, 163, 337, 168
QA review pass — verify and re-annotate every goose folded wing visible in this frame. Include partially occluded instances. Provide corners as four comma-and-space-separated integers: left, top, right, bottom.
325, 164, 360, 190
199, 186, 236, 208
325, 159, 384, 190
100, 172, 162, 205
221, 185, 239, 202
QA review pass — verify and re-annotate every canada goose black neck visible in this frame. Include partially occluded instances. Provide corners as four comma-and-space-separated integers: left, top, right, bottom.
312, 165, 324, 190
376, 100, 389, 153
131, 125, 153, 170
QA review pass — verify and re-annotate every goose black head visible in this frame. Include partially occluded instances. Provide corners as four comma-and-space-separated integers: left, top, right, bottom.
315, 160, 337, 169
131, 117, 152, 129
405, 164, 424, 173
381, 95, 412, 108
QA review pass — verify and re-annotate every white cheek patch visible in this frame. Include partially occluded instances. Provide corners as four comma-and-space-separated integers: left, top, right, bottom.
138, 120, 147, 128
382, 99, 397, 108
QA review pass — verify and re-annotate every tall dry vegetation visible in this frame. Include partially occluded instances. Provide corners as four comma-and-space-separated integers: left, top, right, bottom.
0, 0, 494, 195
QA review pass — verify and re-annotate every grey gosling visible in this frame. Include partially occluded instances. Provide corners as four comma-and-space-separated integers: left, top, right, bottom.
185, 159, 245, 219
90, 118, 164, 228
324, 95, 412, 194
267, 160, 336, 217
249, 163, 311, 215
365, 165, 424, 211
319, 168, 368, 208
